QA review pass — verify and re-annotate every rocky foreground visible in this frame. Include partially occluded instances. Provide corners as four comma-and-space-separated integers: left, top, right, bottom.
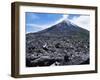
26, 20, 90, 67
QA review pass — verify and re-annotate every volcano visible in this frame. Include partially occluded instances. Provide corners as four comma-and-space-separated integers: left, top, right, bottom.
26, 20, 89, 67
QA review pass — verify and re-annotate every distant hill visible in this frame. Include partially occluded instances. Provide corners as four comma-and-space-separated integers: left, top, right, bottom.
26, 20, 89, 67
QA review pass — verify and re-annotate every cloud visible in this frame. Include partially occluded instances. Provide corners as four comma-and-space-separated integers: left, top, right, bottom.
50, 15, 69, 26
69, 15, 90, 30
55, 14, 90, 31
26, 14, 90, 33
28, 13, 39, 20
26, 14, 69, 33
26, 23, 52, 29
26, 24, 41, 28
26, 23, 53, 33
26, 13, 40, 24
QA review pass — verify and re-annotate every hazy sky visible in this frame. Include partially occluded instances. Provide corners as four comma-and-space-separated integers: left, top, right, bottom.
26, 12, 90, 33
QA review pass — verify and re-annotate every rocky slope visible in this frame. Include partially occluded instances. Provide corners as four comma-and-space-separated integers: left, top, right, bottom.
26, 20, 89, 67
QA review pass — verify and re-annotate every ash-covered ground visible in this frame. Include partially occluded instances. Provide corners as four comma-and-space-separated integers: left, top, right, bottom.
26, 20, 90, 67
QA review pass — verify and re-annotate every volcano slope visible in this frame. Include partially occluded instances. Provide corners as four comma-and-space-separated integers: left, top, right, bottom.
26, 20, 90, 67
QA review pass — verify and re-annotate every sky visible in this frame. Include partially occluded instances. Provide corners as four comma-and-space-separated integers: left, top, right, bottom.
26, 12, 90, 33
